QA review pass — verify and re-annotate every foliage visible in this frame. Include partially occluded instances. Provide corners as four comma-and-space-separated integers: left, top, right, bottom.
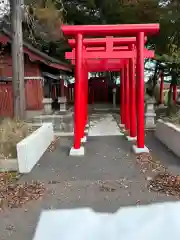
153, 1, 180, 71
22, 0, 68, 56
61, 0, 180, 78
61, 0, 162, 25
21, 0, 180, 75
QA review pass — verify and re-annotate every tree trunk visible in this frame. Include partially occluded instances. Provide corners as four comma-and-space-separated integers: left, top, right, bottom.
10, 0, 25, 119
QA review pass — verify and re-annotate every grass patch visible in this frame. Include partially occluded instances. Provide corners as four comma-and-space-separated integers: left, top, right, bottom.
0, 118, 33, 159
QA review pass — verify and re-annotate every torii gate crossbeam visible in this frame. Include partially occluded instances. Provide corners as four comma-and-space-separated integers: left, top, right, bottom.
68, 37, 147, 47
66, 49, 154, 59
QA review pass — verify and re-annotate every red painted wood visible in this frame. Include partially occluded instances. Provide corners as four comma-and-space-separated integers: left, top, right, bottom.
129, 45, 136, 138
120, 68, 125, 125
62, 24, 159, 36
62, 24, 160, 151
66, 49, 154, 60
0, 53, 43, 116
136, 32, 145, 148
68, 37, 147, 48
71, 59, 126, 71
0, 83, 13, 117
86, 46, 128, 51
124, 63, 130, 130
173, 85, 177, 102
90, 77, 107, 103
74, 33, 84, 149
0, 33, 72, 72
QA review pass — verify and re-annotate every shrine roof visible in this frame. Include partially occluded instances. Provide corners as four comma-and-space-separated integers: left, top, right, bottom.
0, 27, 73, 72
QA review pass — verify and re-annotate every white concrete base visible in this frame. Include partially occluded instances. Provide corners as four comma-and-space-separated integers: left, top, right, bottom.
132, 145, 149, 154
69, 146, 85, 156
126, 136, 137, 141
17, 123, 54, 173
55, 132, 74, 137
155, 119, 180, 157
81, 136, 87, 143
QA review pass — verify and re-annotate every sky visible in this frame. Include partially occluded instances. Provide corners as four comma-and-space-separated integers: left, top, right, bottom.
0, 0, 9, 19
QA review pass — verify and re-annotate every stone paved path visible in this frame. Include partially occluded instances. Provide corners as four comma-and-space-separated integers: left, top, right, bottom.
0, 113, 178, 240
88, 114, 122, 136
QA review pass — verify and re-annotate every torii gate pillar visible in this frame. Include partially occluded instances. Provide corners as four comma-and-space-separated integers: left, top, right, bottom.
132, 32, 149, 153
126, 44, 137, 141
70, 33, 85, 156
120, 67, 125, 127
80, 66, 89, 143
124, 62, 130, 131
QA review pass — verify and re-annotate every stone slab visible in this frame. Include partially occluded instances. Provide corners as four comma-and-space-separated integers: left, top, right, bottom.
33, 201, 180, 240
88, 114, 122, 136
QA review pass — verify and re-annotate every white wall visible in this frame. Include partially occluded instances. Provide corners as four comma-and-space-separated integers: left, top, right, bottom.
17, 123, 54, 173
155, 119, 180, 157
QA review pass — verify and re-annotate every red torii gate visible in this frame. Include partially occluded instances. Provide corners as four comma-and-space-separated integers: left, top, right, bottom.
66, 39, 154, 148
62, 24, 160, 156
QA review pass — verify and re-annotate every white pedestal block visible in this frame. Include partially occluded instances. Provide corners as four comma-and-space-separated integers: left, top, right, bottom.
42, 98, 52, 114
126, 136, 137, 141
132, 145, 149, 154
145, 98, 156, 130
69, 146, 85, 156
